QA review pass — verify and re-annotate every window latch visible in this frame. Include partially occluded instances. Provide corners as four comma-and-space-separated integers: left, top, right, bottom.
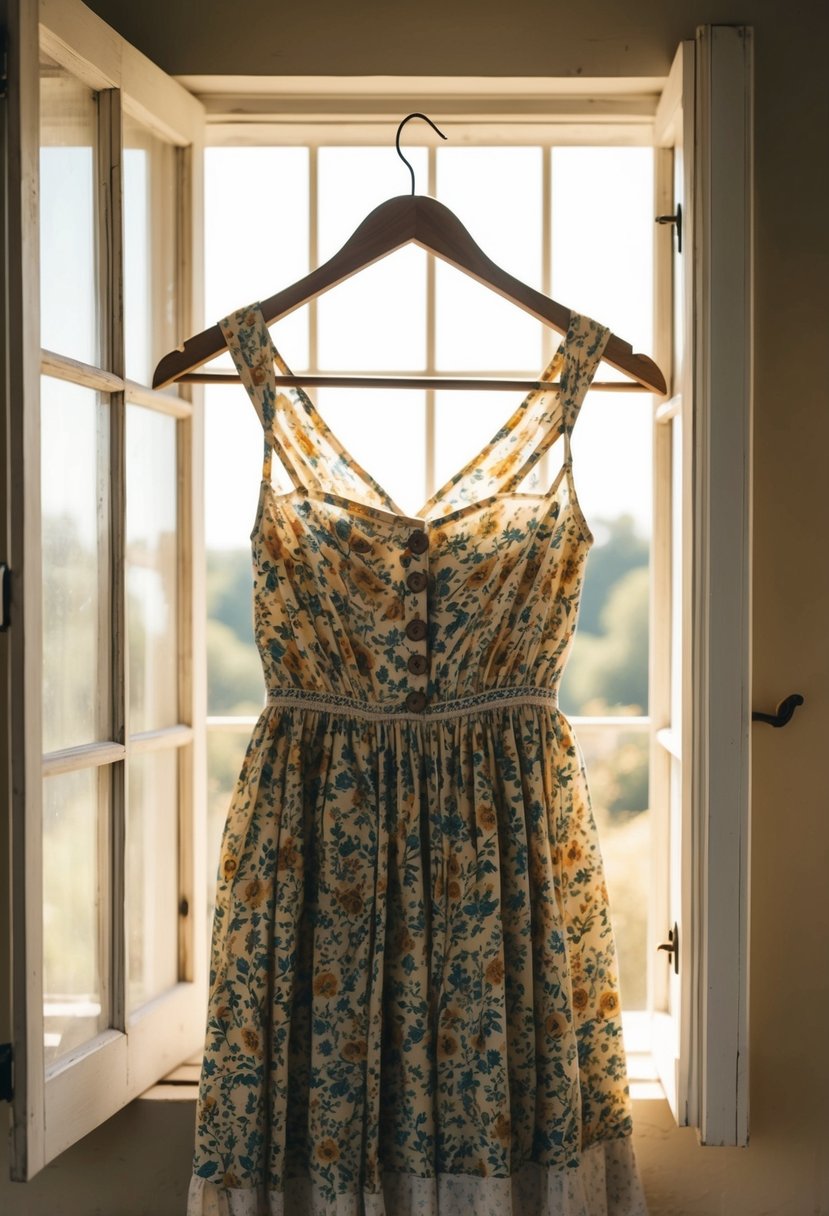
655, 203, 683, 253
657, 922, 679, 975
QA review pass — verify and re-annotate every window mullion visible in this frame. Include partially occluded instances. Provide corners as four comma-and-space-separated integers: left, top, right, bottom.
98, 86, 127, 1036
423, 144, 437, 502
309, 144, 319, 376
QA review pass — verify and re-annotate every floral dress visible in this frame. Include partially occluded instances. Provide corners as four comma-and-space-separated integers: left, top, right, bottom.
187, 302, 648, 1216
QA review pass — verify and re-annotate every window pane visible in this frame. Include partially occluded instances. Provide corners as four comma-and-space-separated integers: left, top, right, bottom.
435, 147, 543, 371
41, 377, 111, 752
552, 147, 654, 375
206, 730, 251, 938
127, 405, 179, 733
433, 389, 551, 499
123, 112, 177, 385
127, 749, 179, 1012
317, 147, 427, 370
314, 388, 426, 515
205, 147, 310, 370
576, 726, 650, 1011
39, 52, 99, 364
43, 766, 109, 1066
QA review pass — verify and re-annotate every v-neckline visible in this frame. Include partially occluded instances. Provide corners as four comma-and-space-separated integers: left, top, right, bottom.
254, 302, 576, 523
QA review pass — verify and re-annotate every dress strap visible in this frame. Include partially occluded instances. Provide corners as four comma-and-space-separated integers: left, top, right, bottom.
493, 311, 611, 496
218, 305, 309, 491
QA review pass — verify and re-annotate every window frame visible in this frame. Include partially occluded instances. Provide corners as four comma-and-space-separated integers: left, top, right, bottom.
3, 0, 206, 1179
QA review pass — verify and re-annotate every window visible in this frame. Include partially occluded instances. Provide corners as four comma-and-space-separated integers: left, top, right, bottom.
4, 0, 206, 1178
202, 141, 656, 1020
3, 12, 752, 1181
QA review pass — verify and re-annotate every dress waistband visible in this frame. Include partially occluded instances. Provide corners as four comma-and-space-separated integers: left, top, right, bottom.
265, 685, 559, 721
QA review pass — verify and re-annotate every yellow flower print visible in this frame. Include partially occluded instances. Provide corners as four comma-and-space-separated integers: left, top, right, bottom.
277, 836, 301, 872
485, 956, 505, 985
465, 557, 496, 590
443, 1004, 464, 1026
563, 840, 583, 867
317, 1138, 340, 1163
447, 853, 461, 878
342, 1038, 367, 1061
313, 971, 338, 998
223, 1170, 240, 1188
244, 877, 266, 907
477, 804, 497, 832
561, 555, 580, 587
241, 1027, 260, 1053
477, 1156, 489, 1177
447, 879, 462, 901
599, 990, 620, 1017
381, 595, 405, 620
572, 986, 589, 1011
250, 364, 267, 386
338, 886, 365, 916
352, 564, 386, 596
544, 1011, 568, 1039
294, 426, 317, 459
494, 1112, 512, 1146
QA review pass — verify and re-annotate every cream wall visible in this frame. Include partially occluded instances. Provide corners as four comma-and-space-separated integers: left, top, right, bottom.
4, 1, 829, 1212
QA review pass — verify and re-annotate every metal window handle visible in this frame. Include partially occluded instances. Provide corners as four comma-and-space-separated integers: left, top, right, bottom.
655, 203, 683, 253
657, 922, 680, 975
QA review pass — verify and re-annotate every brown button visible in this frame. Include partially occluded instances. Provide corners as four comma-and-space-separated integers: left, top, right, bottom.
407, 528, 429, 555
405, 689, 428, 712
406, 570, 427, 593
407, 654, 428, 675
405, 618, 427, 641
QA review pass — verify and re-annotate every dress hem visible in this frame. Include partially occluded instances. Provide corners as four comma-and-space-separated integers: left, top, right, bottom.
187, 1135, 648, 1216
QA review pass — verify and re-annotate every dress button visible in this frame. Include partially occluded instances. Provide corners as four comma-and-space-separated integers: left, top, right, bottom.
406, 570, 427, 592
407, 654, 428, 675
405, 689, 428, 712
405, 617, 427, 641
407, 528, 429, 555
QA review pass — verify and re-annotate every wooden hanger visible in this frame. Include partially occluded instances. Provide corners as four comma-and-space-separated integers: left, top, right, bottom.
153, 116, 666, 396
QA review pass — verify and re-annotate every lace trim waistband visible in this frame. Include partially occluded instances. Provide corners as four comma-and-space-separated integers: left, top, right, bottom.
264, 685, 559, 721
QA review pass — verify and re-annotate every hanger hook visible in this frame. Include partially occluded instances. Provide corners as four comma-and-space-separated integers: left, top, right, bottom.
395, 112, 448, 195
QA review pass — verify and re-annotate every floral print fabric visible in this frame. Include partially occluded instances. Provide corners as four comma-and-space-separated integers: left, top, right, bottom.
187, 303, 648, 1216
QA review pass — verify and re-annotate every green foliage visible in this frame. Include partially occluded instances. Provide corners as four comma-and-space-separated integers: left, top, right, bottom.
560, 516, 649, 717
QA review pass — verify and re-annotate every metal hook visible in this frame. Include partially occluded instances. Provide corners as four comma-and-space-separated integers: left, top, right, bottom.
395, 112, 448, 195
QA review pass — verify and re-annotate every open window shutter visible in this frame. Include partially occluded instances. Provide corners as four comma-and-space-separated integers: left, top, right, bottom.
4, 0, 206, 1178
651, 26, 752, 1146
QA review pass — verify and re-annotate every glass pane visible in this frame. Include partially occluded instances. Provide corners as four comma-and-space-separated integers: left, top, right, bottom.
433, 389, 550, 498
43, 766, 109, 1066
127, 405, 178, 733
670, 414, 683, 730
41, 377, 110, 752
552, 147, 654, 376
435, 147, 543, 371
123, 112, 177, 385
205, 147, 310, 369
206, 729, 251, 938
317, 147, 427, 370
127, 749, 179, 1012
559, 441, 650, 720
39, 52, 99, 364
576, 726, 650, 1011
315, 388, 426, 515
207, 544, 265, 717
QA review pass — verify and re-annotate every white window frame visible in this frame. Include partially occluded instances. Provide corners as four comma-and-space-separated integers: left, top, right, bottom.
3, 0, 206, 1179
196, 30, 752, 1146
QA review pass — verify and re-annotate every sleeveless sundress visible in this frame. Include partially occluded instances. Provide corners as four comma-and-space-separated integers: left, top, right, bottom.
187, 302, 648, 1216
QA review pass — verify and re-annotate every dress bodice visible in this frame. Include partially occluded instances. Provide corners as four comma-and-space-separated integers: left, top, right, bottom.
218, 303, 610, 716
